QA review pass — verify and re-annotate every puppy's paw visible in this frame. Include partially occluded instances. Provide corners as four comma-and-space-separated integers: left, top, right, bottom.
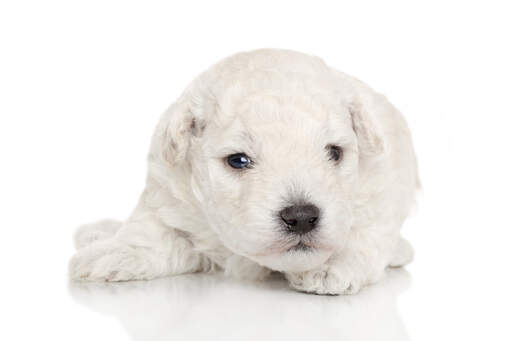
69, 240, 153, 282
286, 265, 362, 295
285, 254, 384, 295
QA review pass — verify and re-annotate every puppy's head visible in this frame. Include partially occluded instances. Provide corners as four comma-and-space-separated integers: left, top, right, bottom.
156, 50, 385, 272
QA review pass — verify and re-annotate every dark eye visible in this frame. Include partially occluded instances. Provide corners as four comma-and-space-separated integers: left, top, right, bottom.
226, 153, 252, 169
326, 145, 343, 162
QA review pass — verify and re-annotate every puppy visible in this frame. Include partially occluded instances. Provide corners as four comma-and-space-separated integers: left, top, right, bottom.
69, 49, 419, 295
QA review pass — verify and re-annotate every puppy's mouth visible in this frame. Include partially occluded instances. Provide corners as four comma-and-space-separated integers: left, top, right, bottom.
279, 232, 321, 253
288, 241, 313, 252
254, 238, 317, 256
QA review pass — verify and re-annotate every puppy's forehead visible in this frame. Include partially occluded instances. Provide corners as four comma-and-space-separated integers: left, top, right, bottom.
203, 54, 355, 145
237, 94, 327, 126
205, 94, 353, 157
219, 91, 352, 133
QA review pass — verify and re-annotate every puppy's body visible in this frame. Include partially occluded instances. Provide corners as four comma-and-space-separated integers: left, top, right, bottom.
70, 49, 419, 294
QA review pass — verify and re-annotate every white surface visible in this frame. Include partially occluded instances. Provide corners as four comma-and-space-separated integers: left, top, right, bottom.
1, 1, 511, 340
68, 271, 412, 341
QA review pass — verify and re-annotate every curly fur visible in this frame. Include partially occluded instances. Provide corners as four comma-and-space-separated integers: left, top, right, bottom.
69, 49, 419, 295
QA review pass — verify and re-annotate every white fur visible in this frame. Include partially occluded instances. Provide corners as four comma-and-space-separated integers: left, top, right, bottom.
69, 49, 419, 295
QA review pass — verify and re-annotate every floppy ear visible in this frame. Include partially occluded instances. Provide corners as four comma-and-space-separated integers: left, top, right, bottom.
161, 100, 195, 165
150, 93, 205, 167
349, 87, 387, 157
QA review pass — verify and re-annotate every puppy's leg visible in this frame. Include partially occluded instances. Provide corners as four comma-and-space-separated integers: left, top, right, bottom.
69, 211, 208, 282
389, 236, 414, 267
286, 228, 400, 295
224, 255, 272, 281
74, 219, 122, 249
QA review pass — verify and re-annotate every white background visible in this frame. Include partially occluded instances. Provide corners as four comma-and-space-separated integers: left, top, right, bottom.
1, 1, 511, 340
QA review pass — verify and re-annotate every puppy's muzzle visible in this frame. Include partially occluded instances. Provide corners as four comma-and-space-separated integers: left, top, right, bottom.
279, 203, 320, 235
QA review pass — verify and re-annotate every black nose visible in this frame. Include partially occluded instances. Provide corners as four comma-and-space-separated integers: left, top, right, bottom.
279, 204, 320, 235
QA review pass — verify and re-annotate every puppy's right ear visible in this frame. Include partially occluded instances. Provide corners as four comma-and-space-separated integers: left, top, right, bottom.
151, 94, 204, 167
161, 100, 195, 165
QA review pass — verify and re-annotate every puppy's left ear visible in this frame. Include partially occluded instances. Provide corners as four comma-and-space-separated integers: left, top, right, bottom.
349, 84, 387, 157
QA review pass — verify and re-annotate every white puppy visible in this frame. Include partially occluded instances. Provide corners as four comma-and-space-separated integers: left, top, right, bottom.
69, 49, 419, 295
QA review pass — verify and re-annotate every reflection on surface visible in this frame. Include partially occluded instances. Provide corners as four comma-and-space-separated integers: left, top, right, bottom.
69, 269, 411, 341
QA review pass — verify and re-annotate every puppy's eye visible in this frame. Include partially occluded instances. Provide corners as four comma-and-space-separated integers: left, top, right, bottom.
226, 153, 252, 169
326, 145, 343, 162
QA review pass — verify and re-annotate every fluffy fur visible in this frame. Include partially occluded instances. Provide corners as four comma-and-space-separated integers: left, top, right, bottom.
69, 49, 419, 295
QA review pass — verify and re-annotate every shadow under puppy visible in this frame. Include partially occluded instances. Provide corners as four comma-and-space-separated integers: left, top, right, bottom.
69, 49, 419, 295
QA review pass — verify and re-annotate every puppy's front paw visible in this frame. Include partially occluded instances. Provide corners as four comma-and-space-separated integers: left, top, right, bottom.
286, 265, 362, 295
285, 253, 385, 295
69, 240, 152, 282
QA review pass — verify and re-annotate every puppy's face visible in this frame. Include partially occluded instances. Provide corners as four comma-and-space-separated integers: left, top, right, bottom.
191, 94, 360, 272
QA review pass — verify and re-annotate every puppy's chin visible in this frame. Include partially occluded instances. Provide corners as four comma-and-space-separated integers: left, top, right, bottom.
250, 247, 332, 273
